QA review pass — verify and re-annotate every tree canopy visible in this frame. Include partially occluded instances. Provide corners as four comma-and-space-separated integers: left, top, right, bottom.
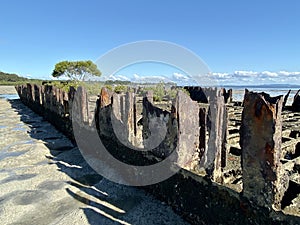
0, 71, 27, 82
52, 60, 101, 81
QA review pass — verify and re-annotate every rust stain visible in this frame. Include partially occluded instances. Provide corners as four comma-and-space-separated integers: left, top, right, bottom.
265, 142, 275, 164
228, 156, 236, 161
100, 87, 111, 107
264, 142, 276, 181
253, 99, 274, 125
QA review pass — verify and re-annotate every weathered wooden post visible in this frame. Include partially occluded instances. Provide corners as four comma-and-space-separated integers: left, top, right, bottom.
26, 83, 33, 104
176, 90, 200, 170
125, 92, 135, 145
72, 86, 89, 125
199, 88, 228, 182
96, 87, 113, 137
292, 89, 300, 112
199, 106, 207, 161
142, 90, 154, 150
145, 90, 153, 104
99, 87, 111, 108
111, 91, 136, 148
33, 84, 41, 105
240, 91, 288, 210
282, 89, 291, 109
67, 86, 76, 120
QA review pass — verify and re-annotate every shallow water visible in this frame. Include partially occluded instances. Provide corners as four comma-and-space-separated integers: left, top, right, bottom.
232, 88, 298, 104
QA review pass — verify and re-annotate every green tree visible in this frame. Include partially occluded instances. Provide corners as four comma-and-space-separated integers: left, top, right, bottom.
52, 60, 101, 81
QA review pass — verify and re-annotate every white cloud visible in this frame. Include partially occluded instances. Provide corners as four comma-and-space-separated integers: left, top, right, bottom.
212, 72, 230, 78
261, 71, 278, 77
278, 71, 300, 76
132, 73, 171, 83
133, 73, 140, 80
234, 71, 259, 77
172, 72, 190, 81
107, 74, 130, 81
211, 70, 300, 85
100, 70, 300, 86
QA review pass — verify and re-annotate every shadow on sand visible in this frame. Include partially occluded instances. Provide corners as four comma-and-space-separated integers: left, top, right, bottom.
8, 98, 187, 225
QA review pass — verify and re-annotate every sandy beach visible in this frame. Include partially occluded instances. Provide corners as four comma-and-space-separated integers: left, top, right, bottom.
0, 86, 189, 225
0, 86, 17, 95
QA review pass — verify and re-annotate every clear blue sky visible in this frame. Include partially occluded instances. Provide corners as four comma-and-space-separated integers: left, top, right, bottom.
1, 0, 300, 84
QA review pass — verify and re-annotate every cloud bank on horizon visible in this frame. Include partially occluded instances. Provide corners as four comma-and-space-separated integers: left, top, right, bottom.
105, 70, 300, 86
106, 72, 193, 85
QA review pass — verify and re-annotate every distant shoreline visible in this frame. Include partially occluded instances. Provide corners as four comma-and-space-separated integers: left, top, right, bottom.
220, 84, 300, 89
1, 83, 298, 104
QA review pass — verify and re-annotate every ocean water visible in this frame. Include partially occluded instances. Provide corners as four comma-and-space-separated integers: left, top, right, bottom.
0, 88, 298, 105
0, 94, 19, 100
231, 88, 298, 105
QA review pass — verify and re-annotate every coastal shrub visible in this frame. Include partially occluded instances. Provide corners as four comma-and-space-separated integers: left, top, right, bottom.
146, 82, 191, 102
105, 84, 113, 91
81, 82, 103, 95
114, 85, 128, 93
152, 82, 165, 102
178, 88, 190, 96
42, 80, 78, 92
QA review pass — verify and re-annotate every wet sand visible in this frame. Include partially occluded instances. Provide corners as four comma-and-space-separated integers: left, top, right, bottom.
0, 87, 189, 225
